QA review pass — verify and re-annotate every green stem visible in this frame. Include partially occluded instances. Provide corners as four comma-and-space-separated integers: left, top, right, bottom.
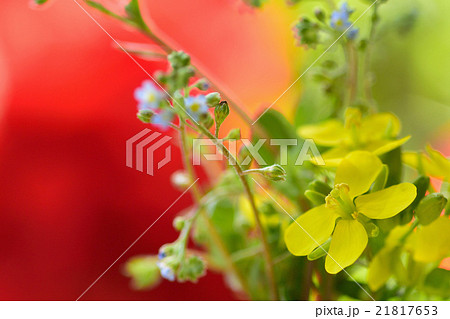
345, 41, 358, 106
400, 219, 420, 244
364, 3, 380, 111
194, 123, 278, 300
178, 120, 251, 298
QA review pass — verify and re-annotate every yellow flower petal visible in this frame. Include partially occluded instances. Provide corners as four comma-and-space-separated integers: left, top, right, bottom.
335, 151, 383, 199
285, 205, 339, 256
321, 146, 351, 165
403, 147, 450, 180
355, 183, 417, 219
385, 224, 411, 247
426, 145, 450, 180
298, 120, 347, 147
371, 136, 411, 156
406, 217, 450, 263
361, 112, 401, 141
325, 219, 368, 274
367, 247, 395, 291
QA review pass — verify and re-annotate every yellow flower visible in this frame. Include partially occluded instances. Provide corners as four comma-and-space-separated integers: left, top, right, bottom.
367, 225, 410, 291
406, 216, 450, 263
298, 108, 410, 166
403, 145, 450, 181
285, 151, 417, 274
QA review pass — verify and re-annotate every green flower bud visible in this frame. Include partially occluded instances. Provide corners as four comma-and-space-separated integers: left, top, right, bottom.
305, 190, 326, 206
314, 7, 325, 22
261, 164, 287, 182
411, 176, 431, 209
173, 216, 186, 231
224, 128, 241, 140
416, 193, 448, 226
214, 101, 229, 125
192, 78, 210, 91
206, 92, 221, 108
308, 180, 332, 196
308, 238, 331, 261
136, 110, 154, 123
155, 71, 168, 84
168, 51, 190, 69
371, 164, 389, 192
292, 17, 320, 49
177, 255, 206, 283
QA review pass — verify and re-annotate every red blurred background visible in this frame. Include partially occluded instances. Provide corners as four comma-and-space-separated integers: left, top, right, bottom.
0, 0, 297, 300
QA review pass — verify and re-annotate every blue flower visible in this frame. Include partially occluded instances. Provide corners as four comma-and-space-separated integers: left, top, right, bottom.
151, 110, 174, 130
330, 2, 359, 39
158, 250, 167, 260
157, 261, 176, 281
134, 80, 165, 110
184, 95, 209, 122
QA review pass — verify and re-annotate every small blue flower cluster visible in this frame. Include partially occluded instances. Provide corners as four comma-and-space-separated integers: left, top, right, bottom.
134, 80, 174, 130
330, 2, 359, 39
134, 79, 211, 129
156, 249, 176, 282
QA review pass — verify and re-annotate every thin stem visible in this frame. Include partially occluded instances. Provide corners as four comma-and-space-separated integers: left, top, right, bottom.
345, 41, 358, 105
178, 120, 250, 298
364, 3, 380, 110
194, 123, 278, 300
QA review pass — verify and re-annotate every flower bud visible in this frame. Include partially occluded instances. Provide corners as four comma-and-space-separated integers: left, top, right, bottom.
206, 92, 221, 108
371, 164, 389, 192
307, 239, 331, 261
168, 51, 190, 68
224, 128, 241, 140
171, 170, 191, 191
173, 216, 186, 231
192, 78, 210, 91
314, 7, 325, 22
136, 110, 154, 123
177, 255, 206, 283
214, 101, 229, 126
416, 193, 448, 226
305, 190, 326, 206
308, 180, 332, 196
261, 164, 287, 182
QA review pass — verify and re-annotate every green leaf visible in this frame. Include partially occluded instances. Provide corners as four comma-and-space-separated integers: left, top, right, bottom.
423, 268, 450, 297
85, 1, 126, 22
34, 0, 49, 4
125, 0, 149, 31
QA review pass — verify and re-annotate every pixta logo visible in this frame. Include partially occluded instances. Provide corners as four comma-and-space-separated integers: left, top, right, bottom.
126, 128, 172, 176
